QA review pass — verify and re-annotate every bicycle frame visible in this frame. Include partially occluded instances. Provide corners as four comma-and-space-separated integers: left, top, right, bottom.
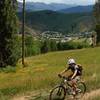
60, 77, 73, 91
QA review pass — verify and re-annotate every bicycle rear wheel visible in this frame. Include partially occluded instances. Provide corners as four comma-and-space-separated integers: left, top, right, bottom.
49, 86, 66, 100
76, 82, 86, 98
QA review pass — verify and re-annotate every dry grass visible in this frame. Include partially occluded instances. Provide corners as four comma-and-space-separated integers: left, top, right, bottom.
0, 47, 100, 99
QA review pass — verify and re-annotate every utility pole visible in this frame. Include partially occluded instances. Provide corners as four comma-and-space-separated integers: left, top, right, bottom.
22, 0, 25, 67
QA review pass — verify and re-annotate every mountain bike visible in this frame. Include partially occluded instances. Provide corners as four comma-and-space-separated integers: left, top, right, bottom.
49, 76, 86, 100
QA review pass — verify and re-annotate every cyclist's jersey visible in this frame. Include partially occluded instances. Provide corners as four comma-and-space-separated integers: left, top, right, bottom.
67, 65, 81, 76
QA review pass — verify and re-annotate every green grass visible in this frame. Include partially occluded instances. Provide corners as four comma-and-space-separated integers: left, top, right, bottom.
0, 47, 100, 99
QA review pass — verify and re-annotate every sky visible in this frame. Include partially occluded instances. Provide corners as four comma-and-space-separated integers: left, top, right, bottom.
18, 0, 95, 5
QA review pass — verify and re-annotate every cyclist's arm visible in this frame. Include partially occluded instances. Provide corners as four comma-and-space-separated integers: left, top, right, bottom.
71, 69, 77, 79
60, 66, 69, 75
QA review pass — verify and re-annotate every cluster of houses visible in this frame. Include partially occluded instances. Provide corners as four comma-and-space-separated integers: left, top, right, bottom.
39, 31, 94, 44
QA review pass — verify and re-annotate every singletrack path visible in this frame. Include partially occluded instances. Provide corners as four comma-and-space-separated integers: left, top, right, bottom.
12, 89, 100, 100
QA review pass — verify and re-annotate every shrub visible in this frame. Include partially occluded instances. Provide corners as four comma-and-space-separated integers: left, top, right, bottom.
1, 65, 16, 73
25, 35, 41, 56
57, 41, 90, 51
41, 40, 51, 53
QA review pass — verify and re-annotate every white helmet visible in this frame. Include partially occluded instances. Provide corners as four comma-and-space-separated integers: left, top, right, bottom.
68, 59, 76, 65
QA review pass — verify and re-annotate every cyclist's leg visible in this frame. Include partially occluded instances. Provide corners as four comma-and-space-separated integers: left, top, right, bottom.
71, 76, 80, 95
75, 76, 81, 82
72, 80, 77, 95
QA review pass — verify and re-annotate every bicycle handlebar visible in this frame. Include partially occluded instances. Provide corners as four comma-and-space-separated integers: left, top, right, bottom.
58, 74, 71, 81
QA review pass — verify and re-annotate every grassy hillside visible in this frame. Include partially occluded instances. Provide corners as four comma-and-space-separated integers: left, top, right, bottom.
18, 21, 38, 35
0, 47, 100, 99
18, 11, 94, 34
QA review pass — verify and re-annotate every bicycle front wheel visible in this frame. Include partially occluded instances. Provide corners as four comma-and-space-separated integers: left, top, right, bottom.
49, 86, 66, 100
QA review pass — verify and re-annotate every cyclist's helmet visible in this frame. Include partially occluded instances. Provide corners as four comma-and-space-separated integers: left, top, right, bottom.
68, 59, 76, 65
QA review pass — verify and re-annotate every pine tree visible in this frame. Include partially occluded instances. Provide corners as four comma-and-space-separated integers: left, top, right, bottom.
0, 0, 18, 67
94, 0, 100, 44
94, 0, 100, 23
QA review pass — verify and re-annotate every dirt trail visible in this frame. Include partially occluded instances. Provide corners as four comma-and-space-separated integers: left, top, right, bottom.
12, 89, 100, 100
81, 89, 100, 100
12, 90, 49, 100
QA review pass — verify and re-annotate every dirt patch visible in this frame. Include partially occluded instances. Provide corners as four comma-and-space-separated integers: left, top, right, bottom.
12, 90, 49, 100
82, 89, 100, 100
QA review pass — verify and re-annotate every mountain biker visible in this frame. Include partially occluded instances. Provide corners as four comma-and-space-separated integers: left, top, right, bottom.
58, 58, 82, 95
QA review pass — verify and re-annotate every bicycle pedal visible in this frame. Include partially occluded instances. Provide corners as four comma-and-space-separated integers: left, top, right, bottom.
76, 89, 81, 93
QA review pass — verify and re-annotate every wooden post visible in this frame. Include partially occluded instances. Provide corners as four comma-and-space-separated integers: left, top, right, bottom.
22, 0, 25, 67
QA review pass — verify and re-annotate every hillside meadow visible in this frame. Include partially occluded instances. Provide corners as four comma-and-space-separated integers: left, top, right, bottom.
0, 47, 100, 99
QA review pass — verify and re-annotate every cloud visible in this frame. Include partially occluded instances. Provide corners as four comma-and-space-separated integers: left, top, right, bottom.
18, 0, 63, 3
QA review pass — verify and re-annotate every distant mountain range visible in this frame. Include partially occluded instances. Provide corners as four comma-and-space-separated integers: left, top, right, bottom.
59, 5, 93, 13
17, 2, 94, 35
18, 2, 75, 12
18, 2, 93, 13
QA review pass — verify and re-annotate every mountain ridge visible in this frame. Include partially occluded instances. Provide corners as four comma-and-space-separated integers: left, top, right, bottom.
59, 5, 93, 13
18, 2, 75, 12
